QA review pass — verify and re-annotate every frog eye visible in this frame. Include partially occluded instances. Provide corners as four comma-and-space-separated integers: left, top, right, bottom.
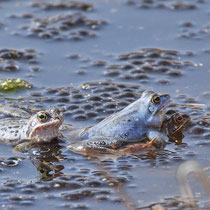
151, 95, 161, 105
37, 112, 48, 123
175, 115, 183, 124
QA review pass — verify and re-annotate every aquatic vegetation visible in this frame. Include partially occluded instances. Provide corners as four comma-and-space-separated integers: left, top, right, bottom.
0, 78, 33, 92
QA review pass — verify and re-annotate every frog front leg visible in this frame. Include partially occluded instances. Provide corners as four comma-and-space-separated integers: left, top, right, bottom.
13, 139, 41, 153
147, 130, 167, 149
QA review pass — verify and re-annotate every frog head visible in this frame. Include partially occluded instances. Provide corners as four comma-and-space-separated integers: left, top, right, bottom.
165, 112, 190, 136
140, 91, 170, 129
26, 107, 63, 142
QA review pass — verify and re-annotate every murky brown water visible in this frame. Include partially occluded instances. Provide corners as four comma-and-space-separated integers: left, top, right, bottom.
0, 0, 209, 209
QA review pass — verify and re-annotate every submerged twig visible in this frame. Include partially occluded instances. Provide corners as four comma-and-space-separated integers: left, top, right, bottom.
177, 160, 210, 209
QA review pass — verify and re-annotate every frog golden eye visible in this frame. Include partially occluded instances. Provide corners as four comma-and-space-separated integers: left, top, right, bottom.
37, 112, 48, 122
152, 95, 161, 104
175, 115, 183, 124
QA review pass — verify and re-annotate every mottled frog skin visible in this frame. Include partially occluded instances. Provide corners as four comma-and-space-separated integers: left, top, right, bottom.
162, 112, 190, 143
163, 113, 190, 136
0, 107, 63, 145
68, 91, 170, 153
0, 104, 31, 119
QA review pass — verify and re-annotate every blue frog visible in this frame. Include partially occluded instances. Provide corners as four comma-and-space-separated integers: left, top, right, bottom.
68, 91, 170, 154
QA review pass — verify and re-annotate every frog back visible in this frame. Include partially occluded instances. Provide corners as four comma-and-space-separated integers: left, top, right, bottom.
0, 118, 28, 145
81, 104, 147, 142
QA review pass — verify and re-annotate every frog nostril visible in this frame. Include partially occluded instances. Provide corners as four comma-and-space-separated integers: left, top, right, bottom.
162, 94, 170, 101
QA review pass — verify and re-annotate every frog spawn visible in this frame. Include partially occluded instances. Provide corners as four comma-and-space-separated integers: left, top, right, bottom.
30, 1, 94, 11
79, 48, 195, 85
16, 13, 107, 41
8, 0, 107, 42
0, 158, 135, 209
0, 81, 143, 122
178, 20, 210, 41
0, 82, 207, 209
0, 49, 39, 73
126, 0, 201, 10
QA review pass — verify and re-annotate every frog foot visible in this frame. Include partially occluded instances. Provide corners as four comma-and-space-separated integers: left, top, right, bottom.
13, 141, 35, 153
13, 139, 43, 153
119, 137, 157, 153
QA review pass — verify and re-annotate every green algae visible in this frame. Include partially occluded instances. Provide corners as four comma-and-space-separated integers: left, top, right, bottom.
0, 78, 33, 92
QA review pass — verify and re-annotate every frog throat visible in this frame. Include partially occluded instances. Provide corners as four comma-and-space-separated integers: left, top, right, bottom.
27, 118, 63, 139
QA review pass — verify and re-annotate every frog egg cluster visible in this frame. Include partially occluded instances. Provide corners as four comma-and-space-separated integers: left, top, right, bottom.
12, 81, 142, 122
30, 1, 94, 11
8, 0, 107, 42
126, 0, 202, 10
179, 21, 210, 40
0, 140, 136, 209
82, 48, 194, 84
0, 49, 39, 73
18, 13, 107, 41
10, 0, 107, 42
